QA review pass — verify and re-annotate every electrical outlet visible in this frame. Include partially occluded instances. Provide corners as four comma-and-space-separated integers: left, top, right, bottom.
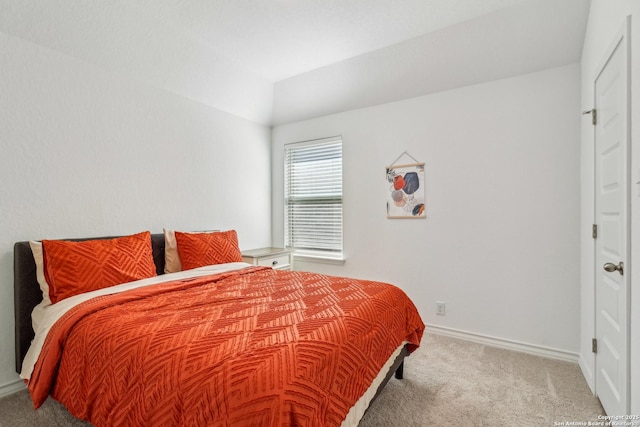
436, 301, 446, 316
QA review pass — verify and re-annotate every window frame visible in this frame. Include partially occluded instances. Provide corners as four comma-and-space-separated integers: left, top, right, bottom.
283, 136, 344, 261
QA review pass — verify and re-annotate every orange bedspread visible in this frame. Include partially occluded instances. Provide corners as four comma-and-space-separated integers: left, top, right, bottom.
28, 267, 424, 426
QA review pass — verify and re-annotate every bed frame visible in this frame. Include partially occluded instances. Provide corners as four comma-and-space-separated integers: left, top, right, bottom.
14, 233, 407, 403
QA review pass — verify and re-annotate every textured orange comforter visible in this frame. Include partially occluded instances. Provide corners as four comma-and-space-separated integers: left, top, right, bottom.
29, 267, 424, 426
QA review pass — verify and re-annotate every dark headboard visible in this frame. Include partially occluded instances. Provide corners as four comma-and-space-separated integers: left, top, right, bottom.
13, 233, 166, 374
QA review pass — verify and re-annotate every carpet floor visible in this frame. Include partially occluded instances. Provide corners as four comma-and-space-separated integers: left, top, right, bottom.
0, 333, 603, 426
360, 333, 604, 426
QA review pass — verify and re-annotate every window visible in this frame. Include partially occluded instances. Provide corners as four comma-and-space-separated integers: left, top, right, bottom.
284, 136, 343, 258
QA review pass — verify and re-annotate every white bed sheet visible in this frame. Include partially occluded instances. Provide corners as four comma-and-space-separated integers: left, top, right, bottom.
341, 342, 407, 427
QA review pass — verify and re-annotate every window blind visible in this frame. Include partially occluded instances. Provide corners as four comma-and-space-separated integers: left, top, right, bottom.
284, 136, 343, 254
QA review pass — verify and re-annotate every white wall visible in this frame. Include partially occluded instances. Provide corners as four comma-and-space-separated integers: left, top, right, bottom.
0, 31, 272, 393
580, 0, 640, 414
273, 64, 581, 354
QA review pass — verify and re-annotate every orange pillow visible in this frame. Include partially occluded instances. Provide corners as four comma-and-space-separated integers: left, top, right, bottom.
43, 231, 157, 304
175, 230, 243, 270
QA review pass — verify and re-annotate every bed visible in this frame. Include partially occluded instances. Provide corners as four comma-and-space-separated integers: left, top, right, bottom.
14, 231, 424, 426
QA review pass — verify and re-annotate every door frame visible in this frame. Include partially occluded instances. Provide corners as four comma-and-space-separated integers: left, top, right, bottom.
591, 15, 631, 415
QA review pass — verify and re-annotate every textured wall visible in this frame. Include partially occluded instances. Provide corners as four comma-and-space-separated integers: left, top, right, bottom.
0, 31, 272, 391
272, 64, 581, 354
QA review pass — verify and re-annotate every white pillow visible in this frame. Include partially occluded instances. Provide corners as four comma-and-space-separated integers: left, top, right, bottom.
28, 241, 52, 307
163, 229, 219, 273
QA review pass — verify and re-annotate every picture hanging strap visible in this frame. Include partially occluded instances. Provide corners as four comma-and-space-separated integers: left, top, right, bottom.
389, 150, 420, 167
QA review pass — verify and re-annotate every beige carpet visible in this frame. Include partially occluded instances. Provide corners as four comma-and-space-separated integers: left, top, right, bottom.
0, 333, 603, 426
360, 333, 604, 426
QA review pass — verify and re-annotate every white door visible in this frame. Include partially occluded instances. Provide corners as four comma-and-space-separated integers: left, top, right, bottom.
593, 19, 630, 416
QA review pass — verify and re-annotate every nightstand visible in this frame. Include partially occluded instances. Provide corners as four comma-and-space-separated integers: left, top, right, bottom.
241, 247, 293, 271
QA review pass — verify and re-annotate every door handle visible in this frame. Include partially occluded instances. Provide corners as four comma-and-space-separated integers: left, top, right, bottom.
603, 262, 624, 275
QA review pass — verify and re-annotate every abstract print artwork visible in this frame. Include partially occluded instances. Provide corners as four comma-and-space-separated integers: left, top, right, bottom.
386, 163, 426, 219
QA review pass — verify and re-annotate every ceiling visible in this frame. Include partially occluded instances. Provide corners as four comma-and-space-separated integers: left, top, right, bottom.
0, 0, 591, 124
0, 0, 588, 83
142, 0, 536, 81
272, 0, 591, 124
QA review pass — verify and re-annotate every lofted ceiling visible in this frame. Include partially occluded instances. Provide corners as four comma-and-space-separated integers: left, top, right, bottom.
141, 0, 537, 81
0, 0, 591, 124
0, 0, 588, 82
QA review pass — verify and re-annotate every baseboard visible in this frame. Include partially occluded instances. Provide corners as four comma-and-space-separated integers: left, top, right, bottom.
0, 378, 26, 398
426, 323, 579, 363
